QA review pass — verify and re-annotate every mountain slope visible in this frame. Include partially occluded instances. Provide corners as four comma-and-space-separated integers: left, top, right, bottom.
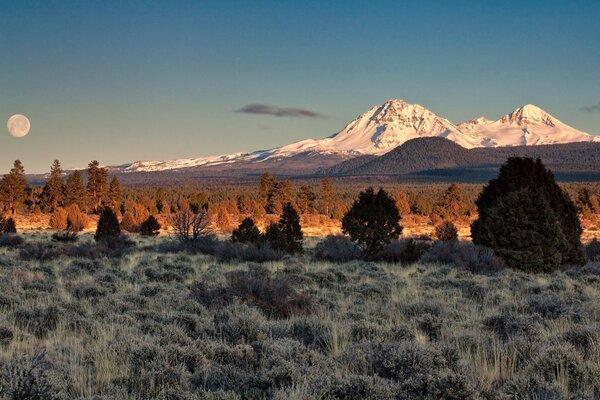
329, 137, 600, 176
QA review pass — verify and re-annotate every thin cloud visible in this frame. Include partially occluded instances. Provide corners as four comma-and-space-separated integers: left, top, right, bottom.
581, 101, 600, 113
236, 104, 324, 118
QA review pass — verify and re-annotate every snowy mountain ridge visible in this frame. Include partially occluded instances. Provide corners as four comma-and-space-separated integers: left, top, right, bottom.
123, 100, 599, 173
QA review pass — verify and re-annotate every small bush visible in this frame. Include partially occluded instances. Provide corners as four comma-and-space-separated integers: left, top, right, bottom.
0, 352, 59, 400
66, 204, 89, 232
95, 207, 121, 241
374, 238, 432, 263
190, 265, 314, 318
313, 235, 363, 262
0, 234, 24, 248
0, 326, 13, 347
14, 305, 61, 338
51, 231, 78, 243
585, 238, 600, 262
216, 241, 283, 262
420, 242, 504, 273
435, 221, 458, 242
140, 215, 161, 236
0, 217, 17, 234
49, 208, 68, 230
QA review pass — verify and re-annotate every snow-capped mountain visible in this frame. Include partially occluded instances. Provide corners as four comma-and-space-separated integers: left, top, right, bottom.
465, 104, 599, 147
123, 100, 598, 173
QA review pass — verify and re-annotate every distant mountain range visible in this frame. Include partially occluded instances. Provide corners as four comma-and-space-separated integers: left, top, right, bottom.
115, 99, 599, 178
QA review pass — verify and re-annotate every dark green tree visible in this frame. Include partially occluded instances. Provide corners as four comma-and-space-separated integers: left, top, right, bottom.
140, 215, 161, 236
107, 176, 123, 209
342, 187, 403, 258
297, 185, 317, 214
87, 161, 108, 213
231, 217, 262, 244
471, 157, 585, 271
258, 172, 277, 207
64, 171, 88, 211
95, 207, 121, 241
0, 160, 29, 214
265, 203, 303, 254
40, 160, 65, 212
0, 216, 17, 234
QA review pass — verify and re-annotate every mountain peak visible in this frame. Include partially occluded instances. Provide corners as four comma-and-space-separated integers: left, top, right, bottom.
501, 104, 556, 127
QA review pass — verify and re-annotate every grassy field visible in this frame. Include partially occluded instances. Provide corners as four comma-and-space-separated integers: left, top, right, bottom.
1, 235, 599, 399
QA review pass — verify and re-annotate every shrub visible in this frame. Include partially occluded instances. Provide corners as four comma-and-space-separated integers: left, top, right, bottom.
95, 207, 121, 241
172, 207, 211, 243
216, 241, 283, 262
0, 352, 59, 400
374, 238, 431, 263
231, 217, 262, 244
342, 187, 403, 258
190, 265, 314, 318
66, 204, 89, 232
435, 221, 458, 242
48, 208, 68, 230
14, 305, 61, 338
140, 215, 161, 236
0, 217, 17, 234
420, 242, 504, 273
0, 326, 13, 347
585, 238, 600, 262
471, 157, 585, 272
0, 233, 24, 248
313, 235, 363, 262
51, 231, 78, 243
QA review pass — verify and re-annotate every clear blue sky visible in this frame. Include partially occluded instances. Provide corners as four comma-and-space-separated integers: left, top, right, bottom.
2, 0, 600, 173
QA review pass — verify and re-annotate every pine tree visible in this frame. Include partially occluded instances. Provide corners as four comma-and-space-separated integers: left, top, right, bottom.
279, 202, 304, 254
318, 177, 338, 217
258, 172, 277, 207
140, 215, 161, 236
0, 160, 29, 214
95, 207, 121, 241
87, 161, 108, 213
297, 185, 317, 214
41, 160, 65, 212
435, 221, 458, 242
342, 187, 403, 258
231, 217, 262, 244
471, 157, 585, 271
65, 171, 88, 211
0, 217, 17, 234
107, 176, 123, 209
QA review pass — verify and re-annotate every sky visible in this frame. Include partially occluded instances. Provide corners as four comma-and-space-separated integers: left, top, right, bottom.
1, 0, 600, 173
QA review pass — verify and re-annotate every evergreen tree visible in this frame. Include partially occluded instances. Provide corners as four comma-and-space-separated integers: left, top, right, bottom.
297, 185, 317, 214
318, 177, 338, 217
140, 215, 161, 236
0, 160, 29, 214
435, 183, 464, 221
107, 176, 123, 209
342, 187, 403, 258
95, 207, 121, 241
435, 221, 458, 242
471, 157, 585, 271
265, 203, 303, 253
87, 160, 108, 213
0, 217, 17, 234
65, 171, 88, 211
41, 160, 64, 212
231, 217, 262, 244
258, 172, 277, 206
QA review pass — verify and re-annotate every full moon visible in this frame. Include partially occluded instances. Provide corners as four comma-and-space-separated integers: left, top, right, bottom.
7, 114, 31, 138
